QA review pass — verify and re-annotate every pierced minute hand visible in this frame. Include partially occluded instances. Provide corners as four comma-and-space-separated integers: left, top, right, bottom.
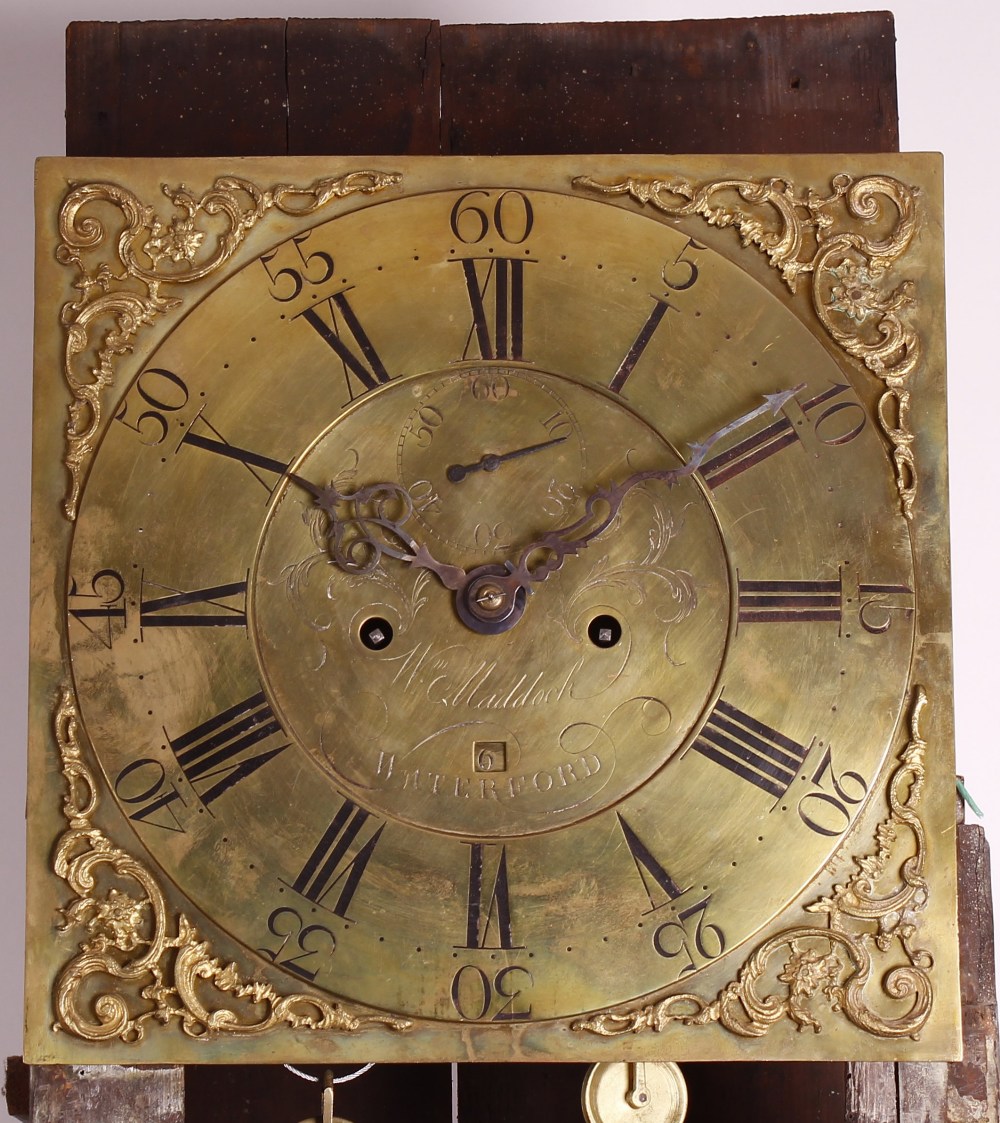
506, 384, 806, 588
446, 435, 568, 483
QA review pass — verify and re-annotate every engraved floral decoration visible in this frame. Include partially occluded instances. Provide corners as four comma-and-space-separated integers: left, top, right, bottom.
55, 170, 401, 520
272, 450, 431, 667
555, 490, 698, 662
574, 685, 932, 1041
51, 686, 410, 1043
574, 172, 922, 517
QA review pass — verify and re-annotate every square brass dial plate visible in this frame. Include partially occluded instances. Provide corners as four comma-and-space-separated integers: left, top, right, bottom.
26, 154, 959, 1063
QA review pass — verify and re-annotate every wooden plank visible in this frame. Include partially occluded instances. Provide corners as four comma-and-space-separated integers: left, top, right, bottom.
4, 1056, 30, 1121
64, 23, 121, 156
846, 1061, 898, 1123
947, 822, 999, 1121
29, 1065, 183, 1123
67, 19, 288, 156
895, 820, 1000, 1123
683, 1062, 847, 1123
440, 13, 898, 155
67, 18, 440, 158
67, 13, 898, 158
457, 1063, 590, 1123
898, 1062, 949, 1123
286, 19, 441, 155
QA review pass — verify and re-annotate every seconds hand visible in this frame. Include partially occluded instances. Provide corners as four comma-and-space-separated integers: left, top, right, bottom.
446, 435, 568, 483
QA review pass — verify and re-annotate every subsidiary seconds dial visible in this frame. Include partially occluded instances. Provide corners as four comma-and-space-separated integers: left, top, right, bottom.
397, 365, 585, 556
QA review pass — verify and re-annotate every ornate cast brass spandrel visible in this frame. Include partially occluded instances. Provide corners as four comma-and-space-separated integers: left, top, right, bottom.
54, 170, 401, 520
573, 686, 933, 1042
51, 687, 411, 1043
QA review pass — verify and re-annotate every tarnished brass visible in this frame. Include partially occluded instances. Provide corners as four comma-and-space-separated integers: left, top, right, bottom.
55, 170, 400, 519
575, 172, 921, 517
573, 687, 933, 1040
50, 686, 411, 1042
27, 155, 958, 1064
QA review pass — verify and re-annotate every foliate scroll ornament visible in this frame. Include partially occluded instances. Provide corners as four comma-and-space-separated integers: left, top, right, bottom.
573, 686, 932, 1042
281, 465, 434, 668
552, 491, 698, 662
574, 172, 922, 517
55, 170, 402, 520
51, 686, 411, 1043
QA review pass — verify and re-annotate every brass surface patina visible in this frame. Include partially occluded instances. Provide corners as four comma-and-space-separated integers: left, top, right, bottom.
26, 155, 958, 1063
582, 1061, 688, 1123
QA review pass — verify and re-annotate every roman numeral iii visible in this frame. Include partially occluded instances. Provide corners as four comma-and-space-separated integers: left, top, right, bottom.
737, 576, 842, 625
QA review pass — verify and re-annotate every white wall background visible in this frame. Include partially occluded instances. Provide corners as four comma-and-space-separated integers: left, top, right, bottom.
1, 0, 995, 1066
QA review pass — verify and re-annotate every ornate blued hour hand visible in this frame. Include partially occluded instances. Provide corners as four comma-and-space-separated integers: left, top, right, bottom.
283, 470, 425, 573
282, 469, 472, 592
445, 435, 569, 483
286, 468, 521, 626
505, 384, 807, 590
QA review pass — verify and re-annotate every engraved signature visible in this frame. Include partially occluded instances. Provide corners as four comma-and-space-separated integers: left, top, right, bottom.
373, 749, 603, 802
387, 640, 585, 709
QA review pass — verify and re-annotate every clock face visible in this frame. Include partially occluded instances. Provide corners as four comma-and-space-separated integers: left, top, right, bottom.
30, 155, 959, 1066
64, 182, 918, 1027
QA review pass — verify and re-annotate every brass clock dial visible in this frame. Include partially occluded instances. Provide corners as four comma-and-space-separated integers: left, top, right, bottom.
28, 155, 958, 1064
